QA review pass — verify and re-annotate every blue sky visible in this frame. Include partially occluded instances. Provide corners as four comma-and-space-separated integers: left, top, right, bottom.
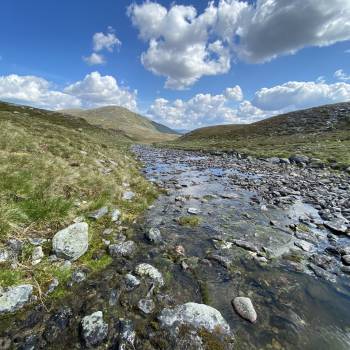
1, 0, 350, 129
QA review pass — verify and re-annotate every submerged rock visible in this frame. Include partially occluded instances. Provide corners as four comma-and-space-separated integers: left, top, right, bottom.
52, 222, 89, 261
232, 297, 257, 323
145, 227, 162, 244
188, 207, 201, 215
324, 220, 348, 234
134, 263, 164, 286
159, 302, 231, 335
81, 311, 108, 347
0, 285, 33, 314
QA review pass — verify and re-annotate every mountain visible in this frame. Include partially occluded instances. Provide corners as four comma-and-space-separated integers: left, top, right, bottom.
62, 106, 179, 143
169, 102, 350, 168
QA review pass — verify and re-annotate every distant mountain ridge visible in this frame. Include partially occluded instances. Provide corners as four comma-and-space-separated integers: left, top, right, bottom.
62, 106, 179, 143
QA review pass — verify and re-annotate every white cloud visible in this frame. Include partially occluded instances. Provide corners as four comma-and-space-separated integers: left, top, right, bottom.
334, 69, 350, 81
129, 0, 350, 88
225, 85, 243, 101
0, 74, 81, 110
93, 28, 121, 52
128, 2, 230, 89
83, 53, 105, 66
64, 72, 137, 111
0, 72, 138, 111
253, 81, 350, 111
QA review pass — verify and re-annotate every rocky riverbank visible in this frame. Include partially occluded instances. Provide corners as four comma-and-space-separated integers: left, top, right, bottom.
1, 146, 349, 349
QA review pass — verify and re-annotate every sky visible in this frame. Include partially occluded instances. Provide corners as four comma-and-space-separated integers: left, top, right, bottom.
1, 0, 350, 129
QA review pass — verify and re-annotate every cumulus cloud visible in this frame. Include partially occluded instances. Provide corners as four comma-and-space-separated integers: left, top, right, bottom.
252, 81, 350, 111
334, 69, 350, 81
0, 74, 81, 110
83, 53, 105, 65
64, 72, 137, 110
93, 28, 121, 52
129, 0, 350, 88
83, 27, 121, 65
225, 85, 243, 101
0, 72, 137, 111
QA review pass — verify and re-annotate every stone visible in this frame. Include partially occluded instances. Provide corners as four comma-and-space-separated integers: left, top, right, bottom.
109, 241, 136, 258
52, 223, 89, 261
111, 209, 121, 222
137, 299, 155, 314
70, 269, 87, 284
123, 191, 135, 201
232, 297, 257, 323
324, 220, 348, 234
81, 311, 108, 347
342, 255, 350, 265
187, 207, 201, 215
46, 278, 59, 295
88, 207, 108, 220
294, 240, 314, 252
340, 246, 350, 256
31, 246, 44, 265
145, 227, 162, 244
289, 155, 310, 164
158, 302, 230, 335
0, 285, 33, 314
0, 249, 10, 263
43, 307, 72, 342
118, 319, 135, 349
134, 263, 164, 286
233, 239, 259, 253
125, 273, 140, 290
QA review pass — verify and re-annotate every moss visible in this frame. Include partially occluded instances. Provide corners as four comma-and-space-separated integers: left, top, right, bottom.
178, 216, 201, 227
199, 280, 211, 305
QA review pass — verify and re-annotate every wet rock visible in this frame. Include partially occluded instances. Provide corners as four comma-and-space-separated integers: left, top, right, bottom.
188, 207, 201, 215
145, 227, 162, 244
232, 297, 257, 323
309, 254, 332, 270
52, 222, 89, 261
340, 246, 350, 255
341, 266, 350, 274
0, 284, 33, 314
158, 302, 231, 335
232, 239, 259, 253
294, 240, 314, 252
123, 191, 135, 201
111, 208, 121, 222
342, 255, 350, 265
309, 264, 336, 283
125, 273, 140, 290
175, 245, 186, 256
207, 254, 232, 269
137, 298, 155, 314
31, 246, 44, 265
134, 263, 164, 286
324, 219, 348, 234
81, 311, 108, 347
43, 307, 72, 342
88, 207, 108, 220
109, 241, 136, 258
118, 319, 135, 349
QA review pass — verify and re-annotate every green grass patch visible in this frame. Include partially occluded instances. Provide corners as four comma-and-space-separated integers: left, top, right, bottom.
178, 216, 201, 227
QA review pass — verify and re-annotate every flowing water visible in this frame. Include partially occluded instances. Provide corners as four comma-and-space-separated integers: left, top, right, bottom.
133, 146, 350, 350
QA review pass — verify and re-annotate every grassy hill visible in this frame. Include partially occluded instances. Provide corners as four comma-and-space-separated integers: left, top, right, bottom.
166, 102, 350, 168
0, 101, 157, 299
62, 106, 179, 143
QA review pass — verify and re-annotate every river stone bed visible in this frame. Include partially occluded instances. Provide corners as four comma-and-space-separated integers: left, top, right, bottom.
0, 146, 349, 349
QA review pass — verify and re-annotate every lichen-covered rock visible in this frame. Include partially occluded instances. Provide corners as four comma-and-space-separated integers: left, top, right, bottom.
88, 207, 108, 220
122, 191, 135, 201
52, 223, 89, 261
31, 246, 44, 265
138, 298, 155, 314
118, 319, 135, 349
232, 297, 257, 323
125, 273, 140, 290
159, 302, 231, 335
145, 227, 162, 244
81, 311, 108, 347
135, 263, 164, 286
0, 285, 33, 314
111, 208, 121, 222
109, 241, 136, 258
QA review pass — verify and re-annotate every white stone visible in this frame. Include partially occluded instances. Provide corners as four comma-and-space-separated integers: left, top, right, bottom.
233, 297, 257, 323
0, 285, 33, 314
135, 263, 164, 286
81, 311, 108, 347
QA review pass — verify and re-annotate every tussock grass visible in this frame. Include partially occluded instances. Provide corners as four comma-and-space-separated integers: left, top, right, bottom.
0, 101, 157, 297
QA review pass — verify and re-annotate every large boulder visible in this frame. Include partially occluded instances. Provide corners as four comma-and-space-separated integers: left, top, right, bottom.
52, 223, 89, 261
158, 302, 231, 335
81, 311, 108, 347
0, 285, 33, 314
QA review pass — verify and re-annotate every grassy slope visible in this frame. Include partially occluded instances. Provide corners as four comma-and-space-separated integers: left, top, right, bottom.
0, 101, 157, 299
62, 106, 179, 143
165, 102, 350, 167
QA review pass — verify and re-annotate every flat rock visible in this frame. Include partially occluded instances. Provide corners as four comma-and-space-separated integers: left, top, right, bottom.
232, 239, 259, 253
52, 223, 89, 261
0, 285, 33, 314
233, 297, 257, 323
187, 208, 201, 215
88, 207, 108, 220
294, 240, 314, 252
134, 263, 164, 286
109, 241, 136, 258
123, 191, 135, 201
81, 311, 108, 347
324, 220, 348, 234
342, 255, 350, 265
158, 302, 230, 335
